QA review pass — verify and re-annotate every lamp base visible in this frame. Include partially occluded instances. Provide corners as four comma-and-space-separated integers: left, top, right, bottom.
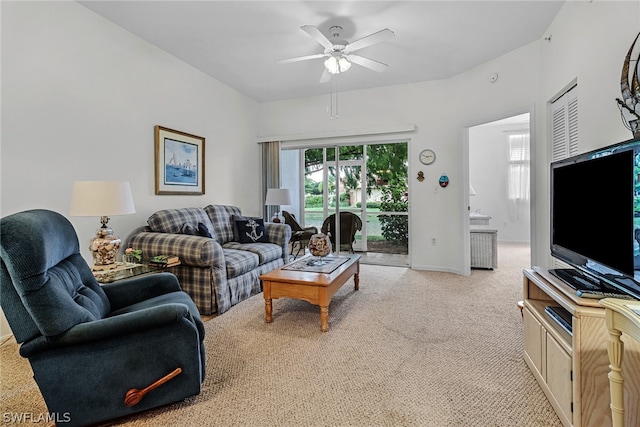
271, 211, 283, 223
90, 223, 121, 269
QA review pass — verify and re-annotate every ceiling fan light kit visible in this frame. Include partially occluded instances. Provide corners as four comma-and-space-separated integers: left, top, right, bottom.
324, 55, 351, 74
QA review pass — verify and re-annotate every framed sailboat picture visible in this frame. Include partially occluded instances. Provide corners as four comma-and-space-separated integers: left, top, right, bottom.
154, 126, 205, 195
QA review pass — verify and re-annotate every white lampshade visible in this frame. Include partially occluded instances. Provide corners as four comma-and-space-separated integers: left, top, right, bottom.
265, 188, 292, 206
70, 181, 135, 216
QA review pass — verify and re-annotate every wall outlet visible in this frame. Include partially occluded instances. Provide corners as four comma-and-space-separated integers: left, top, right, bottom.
431, 238, 437, 246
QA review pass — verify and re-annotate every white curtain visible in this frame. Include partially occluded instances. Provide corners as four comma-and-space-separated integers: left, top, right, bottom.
262, 141, 281, 219
508, 132, 530, 221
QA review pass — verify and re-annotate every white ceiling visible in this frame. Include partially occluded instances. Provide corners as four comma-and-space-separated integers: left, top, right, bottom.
79, 1, 564, 103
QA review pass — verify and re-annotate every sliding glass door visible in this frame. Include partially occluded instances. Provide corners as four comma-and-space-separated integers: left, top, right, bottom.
287, 142, 408, 263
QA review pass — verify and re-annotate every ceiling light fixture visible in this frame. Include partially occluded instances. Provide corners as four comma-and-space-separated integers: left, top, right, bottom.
324, 55, 351, 74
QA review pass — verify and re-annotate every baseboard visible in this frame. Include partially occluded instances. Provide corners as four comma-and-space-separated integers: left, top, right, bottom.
411, 265, 463, 275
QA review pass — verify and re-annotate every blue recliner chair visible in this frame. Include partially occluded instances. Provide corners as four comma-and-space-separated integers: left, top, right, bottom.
0, 209, 206, 426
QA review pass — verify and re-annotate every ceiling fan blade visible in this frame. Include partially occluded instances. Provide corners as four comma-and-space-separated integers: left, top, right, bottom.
346, 28, 395, 52
301, 25, 334, 50
348, 55, 388, 72
319, 69, 332, 83
278, 53, 326, 64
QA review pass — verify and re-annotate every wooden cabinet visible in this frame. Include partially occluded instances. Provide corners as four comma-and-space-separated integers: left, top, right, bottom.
546, 332, 573, 421
523, 267, 640, 427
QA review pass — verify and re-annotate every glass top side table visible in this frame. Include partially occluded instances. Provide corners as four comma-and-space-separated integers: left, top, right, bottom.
93, 262, 179, 284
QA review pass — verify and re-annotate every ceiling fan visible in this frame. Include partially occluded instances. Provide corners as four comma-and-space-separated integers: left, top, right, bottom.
279, 25, 395, 83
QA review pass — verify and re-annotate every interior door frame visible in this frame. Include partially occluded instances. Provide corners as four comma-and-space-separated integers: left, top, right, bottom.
462, 106, 535, 275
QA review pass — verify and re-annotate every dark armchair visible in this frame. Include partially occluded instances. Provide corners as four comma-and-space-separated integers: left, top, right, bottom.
321, 212, 363, 253
282, 210, 318, 258
0, 209, 205, 426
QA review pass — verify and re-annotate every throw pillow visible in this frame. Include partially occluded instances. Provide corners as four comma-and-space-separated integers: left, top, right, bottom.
232, 214, 263, 241
235, 218, 269, 243
181, 223, 198, 235
148, 207, 217, 241
197, 222, 212, 238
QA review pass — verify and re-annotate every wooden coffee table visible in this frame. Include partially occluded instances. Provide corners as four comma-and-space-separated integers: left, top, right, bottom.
260, 254, 361, 332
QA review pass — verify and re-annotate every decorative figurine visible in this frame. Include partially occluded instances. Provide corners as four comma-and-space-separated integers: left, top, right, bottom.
615, 32, 640, 138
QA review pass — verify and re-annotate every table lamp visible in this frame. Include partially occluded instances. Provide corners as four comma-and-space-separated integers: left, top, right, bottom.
265, 188, 292, 223
69, 181, 136, 270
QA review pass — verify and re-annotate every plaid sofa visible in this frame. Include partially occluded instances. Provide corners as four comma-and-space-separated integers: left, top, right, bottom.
127, 205, 290, 315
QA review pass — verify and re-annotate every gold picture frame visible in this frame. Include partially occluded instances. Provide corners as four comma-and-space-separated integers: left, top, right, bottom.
154, 126, 205, 195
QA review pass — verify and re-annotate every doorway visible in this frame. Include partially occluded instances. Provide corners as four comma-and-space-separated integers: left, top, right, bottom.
282, 142, 409, 267
468, 113, 531, 267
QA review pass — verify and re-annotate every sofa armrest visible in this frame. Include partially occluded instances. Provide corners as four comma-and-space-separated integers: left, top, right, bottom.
128, 231, 224, 268
265, 222, 291, 262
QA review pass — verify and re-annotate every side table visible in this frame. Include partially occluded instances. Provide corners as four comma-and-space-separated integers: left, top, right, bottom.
93, 262, 180, 284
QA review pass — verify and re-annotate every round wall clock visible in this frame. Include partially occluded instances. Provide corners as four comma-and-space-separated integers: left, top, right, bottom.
419, 149, 436, 165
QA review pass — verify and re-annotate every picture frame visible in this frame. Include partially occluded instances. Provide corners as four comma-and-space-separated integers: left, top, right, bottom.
154, 126, 205, 195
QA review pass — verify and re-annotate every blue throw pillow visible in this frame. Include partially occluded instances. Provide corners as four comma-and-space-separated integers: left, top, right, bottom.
181, 223, 198, 235
235, 218, 269, 243
232, 214, 261, 241
198, 222, 212, 238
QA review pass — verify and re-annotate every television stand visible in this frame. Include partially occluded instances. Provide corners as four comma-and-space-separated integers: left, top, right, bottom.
523, 267, 640, 427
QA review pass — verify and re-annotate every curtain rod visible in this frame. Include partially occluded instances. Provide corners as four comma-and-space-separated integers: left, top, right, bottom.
256, 123, 416, 143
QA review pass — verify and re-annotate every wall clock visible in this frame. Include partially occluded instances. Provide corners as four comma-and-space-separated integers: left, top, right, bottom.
419, 149, 436, 165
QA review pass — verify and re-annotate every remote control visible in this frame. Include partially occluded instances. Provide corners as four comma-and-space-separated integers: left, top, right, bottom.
572, 275, 599, 290
576, 290, 636, 300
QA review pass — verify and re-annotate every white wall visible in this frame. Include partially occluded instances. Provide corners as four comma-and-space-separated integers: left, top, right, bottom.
0, 1, 261, 338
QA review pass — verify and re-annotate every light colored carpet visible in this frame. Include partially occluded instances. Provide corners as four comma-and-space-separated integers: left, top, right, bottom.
0, 243, 562, 426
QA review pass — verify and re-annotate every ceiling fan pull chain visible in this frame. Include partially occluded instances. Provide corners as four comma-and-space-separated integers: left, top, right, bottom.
335, 75, 339, 118
329, 80, 333, 119
330, 75, 337, 119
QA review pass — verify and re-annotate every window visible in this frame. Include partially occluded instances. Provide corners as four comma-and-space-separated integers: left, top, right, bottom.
508, 132, 530, 201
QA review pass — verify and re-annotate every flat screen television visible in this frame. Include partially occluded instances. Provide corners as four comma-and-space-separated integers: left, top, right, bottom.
550, 136, 640, 299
